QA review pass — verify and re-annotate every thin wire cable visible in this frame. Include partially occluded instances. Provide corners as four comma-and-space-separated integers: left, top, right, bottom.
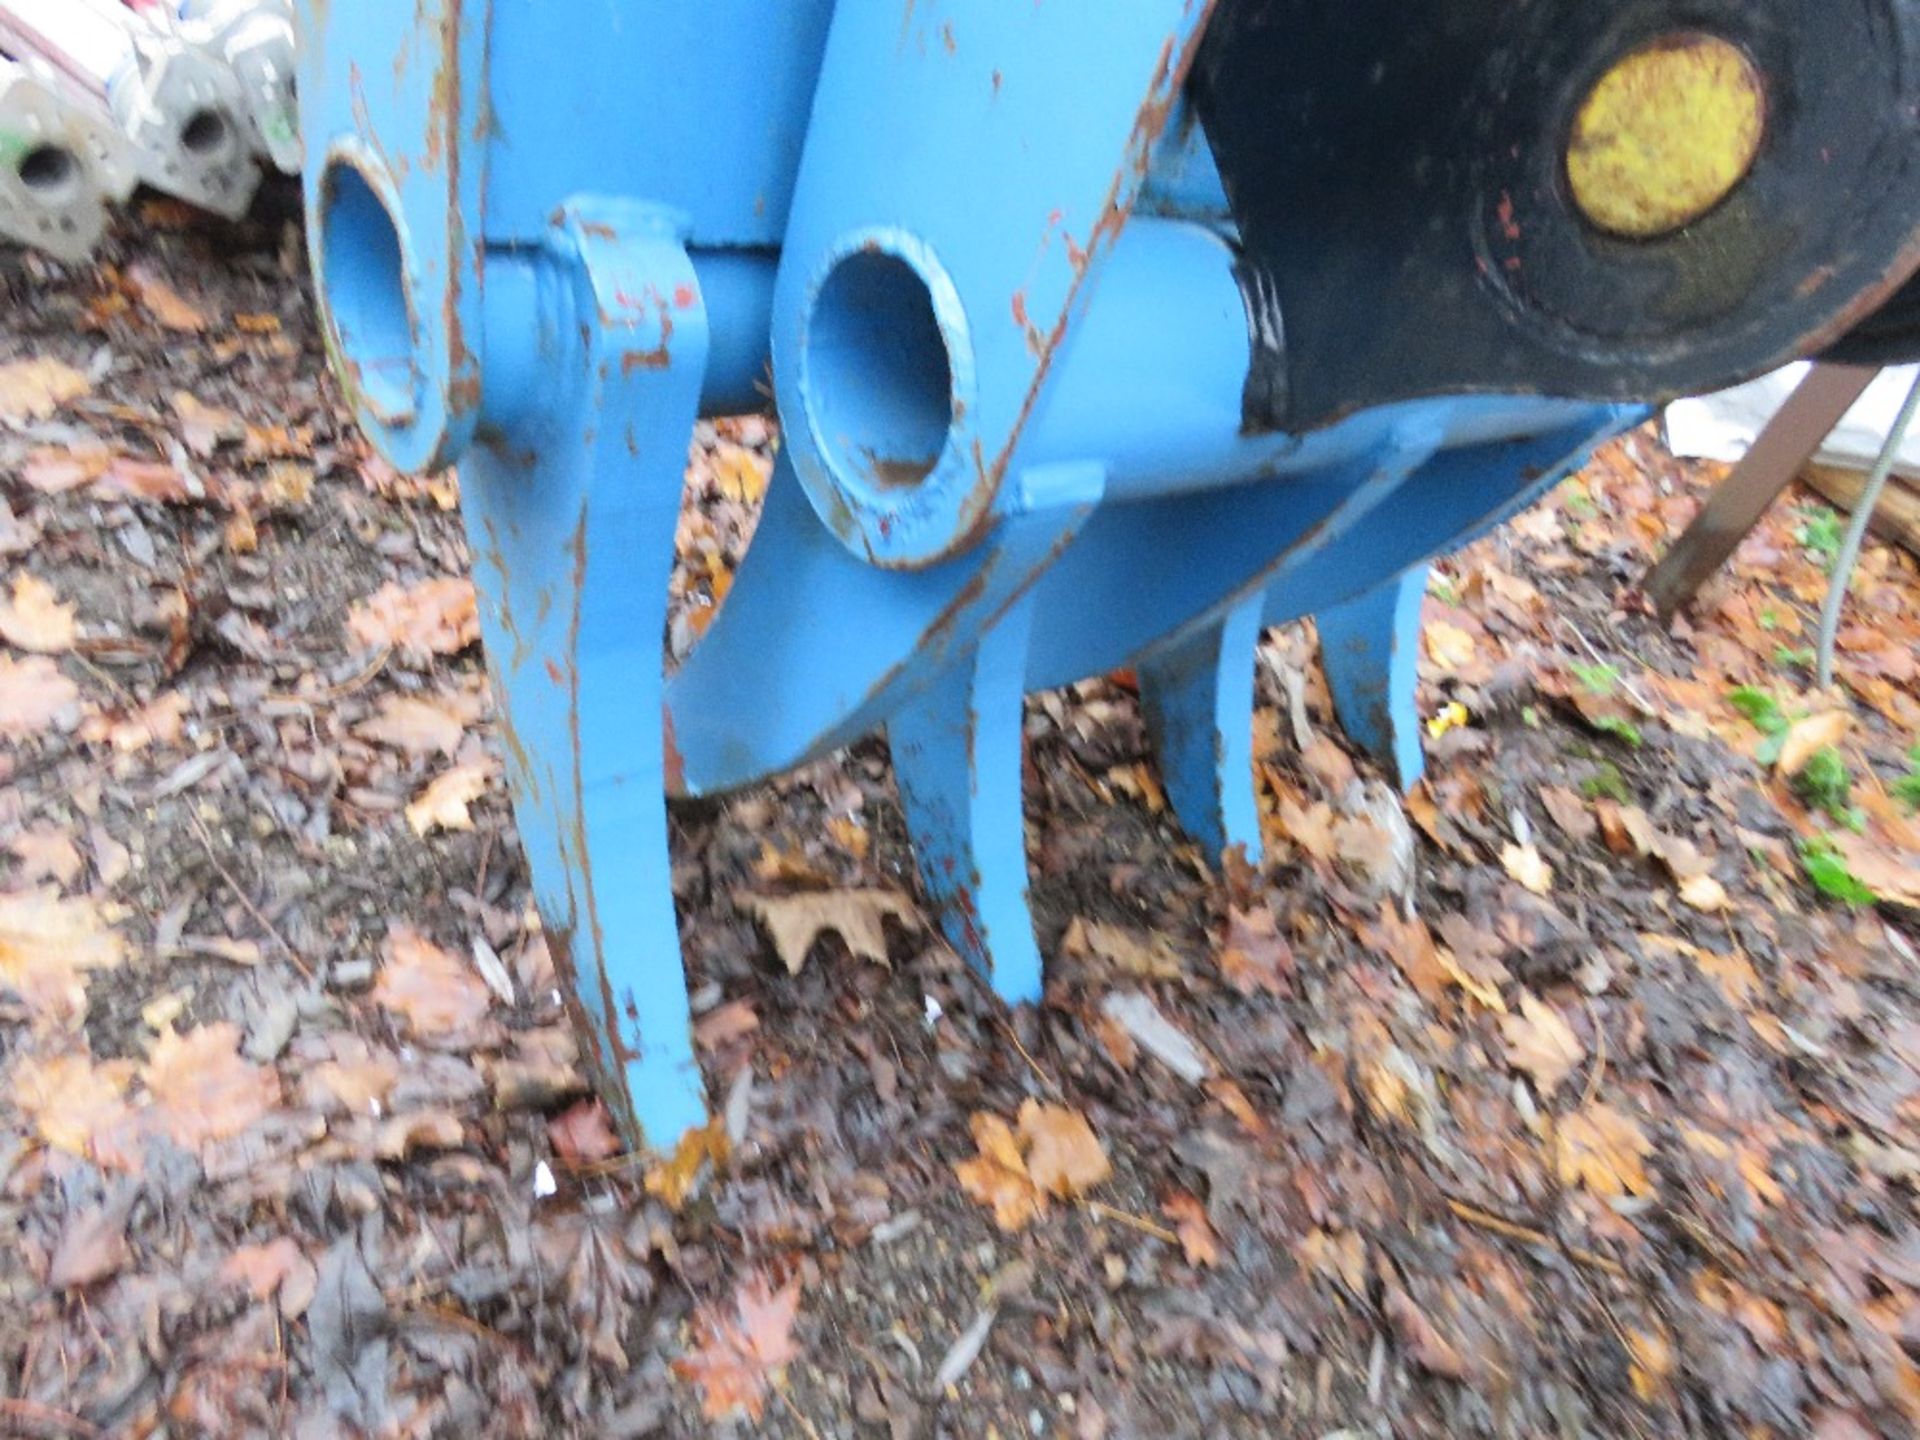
1817, 367, 1920, 689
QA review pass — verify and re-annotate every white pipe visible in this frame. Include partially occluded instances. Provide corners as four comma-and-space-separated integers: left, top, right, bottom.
0, 54, 133, 260
0, 0, 258, 217
178, 0, 297, 173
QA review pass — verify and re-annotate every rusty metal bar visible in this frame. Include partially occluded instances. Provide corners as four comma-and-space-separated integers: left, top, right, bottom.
1642, 363, 1879, 619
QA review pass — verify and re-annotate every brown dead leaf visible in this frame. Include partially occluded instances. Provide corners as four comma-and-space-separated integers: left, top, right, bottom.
1502, 841, 1554, 895
9, 825, 82, 888
1217, 898, 1292, 996
1019, 1098, 1112, 1198
954, 1111, 1046, 1232
645, 1117, 731, 1211
348, 578, 479, 659
144, 1023, 282, 1151
548, 1098, 622, 1164
742, 889, 917, 974
1539, 784, 1598, 842
0, 654, 80, 737
374, 927, 492, 1040
1357, 902, 1447, 1002
406, 761, 491, 835
81, 691, 188, 753
1385, 1286, 1470, 1379
1424, 620, 1477, 673
674, 1273, 802, 1422
126, 264, 206, 331
692, 998, 760, 1051
1677, 872, 1731, 913
1776, 709, 1851, 779
48, 1202, 131, 1291
21, 445, 110, 495
355, 694, 470, 758
1555, 1102, 1655, 1197
0, 574, 76, 653
1063, 915, 1185, 981
1274, 794, 1339, 863
1501, 992, 1587, 1094
220, 1237, 318, 1318
954, 1101, 1110, 1232
1830, 832, 1920, 909
92, 456, 193, 504
1162, 1190, 1220, 1267
11, 1050, 139, 1169
712, 442, 771, 503
0, 889, 127, 1022
374, 1109, 466, 1161
0, 357, 90, 421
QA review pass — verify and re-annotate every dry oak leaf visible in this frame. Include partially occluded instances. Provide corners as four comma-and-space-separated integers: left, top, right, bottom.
1501, 841, 1554, 895
9, 825, 82, 887
405, 761, 491, 835
82, 691, 188, 753
0, 888, 127, 1022
125, 264, 207, 332
1829, 832, 1920, 909
548, 1098, 622, 1164
1385, 1286, 1470, 1380
1021, 1098, 1113, 1197
0, 654, 80, 737
955, 1111, 1047, 1233
954, 1100, 1112, 1232
0, 357, 90, 421
374, 927, 492, 1040
0, 574, 76, 653
1776, 709, 1851, 779
1162, 1189, 1220, 1267
11, 1050, 139, 1168
674, 1272, 802, 1422
743, 888, 918, 975
1217, 900, 1293, 997
219, 1238, 318, 1319
1063, 915, 1185, 981
347, 577, 479, 659
645, 1117, 731, 1211
144, 1022, 282, 1151
1501, 992, 1587, 1094
355, 693, 469, 757
1555, 1101, 1655, 1198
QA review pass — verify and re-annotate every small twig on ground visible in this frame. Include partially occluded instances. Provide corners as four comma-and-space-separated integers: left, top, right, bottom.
184, 807, 312, 979
0, 1397, 105, 1439
997, 1016, 1063, 1098
777, 1384, 827, 1440
1441, 1194, 1627, 1280
1581, 997, 1608, 1108
1083, 1200, 1180, 1246
1557, 616, 1658, 715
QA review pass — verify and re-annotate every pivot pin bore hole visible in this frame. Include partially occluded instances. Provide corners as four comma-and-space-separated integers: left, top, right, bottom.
806, 248, 958, 492
317, 159, 419, 427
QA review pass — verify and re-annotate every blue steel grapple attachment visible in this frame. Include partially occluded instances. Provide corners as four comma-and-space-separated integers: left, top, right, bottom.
298, 0, 1920, 1151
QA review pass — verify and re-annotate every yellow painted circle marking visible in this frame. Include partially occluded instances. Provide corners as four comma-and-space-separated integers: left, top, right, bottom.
1566, 34, 1766, 240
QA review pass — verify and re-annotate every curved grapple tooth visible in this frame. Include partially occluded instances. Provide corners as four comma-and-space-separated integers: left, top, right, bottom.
888, 593, 1045, 1006
1137, 592, 1266, 868
1315, 564, 1430, 793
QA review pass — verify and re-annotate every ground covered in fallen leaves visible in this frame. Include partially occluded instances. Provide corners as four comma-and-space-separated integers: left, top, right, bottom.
1, 209, 1919, 1439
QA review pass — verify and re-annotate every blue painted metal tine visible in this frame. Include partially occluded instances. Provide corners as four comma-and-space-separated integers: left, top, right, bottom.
888, 589, 1047, 1005
1136, 590, 1266, 866
460, 202, 710, 1152
1316, 563, 1431, 792
665, 461, 1107, 798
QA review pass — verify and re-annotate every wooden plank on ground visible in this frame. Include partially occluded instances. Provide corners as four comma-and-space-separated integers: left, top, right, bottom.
1800, 464, 1920, 560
